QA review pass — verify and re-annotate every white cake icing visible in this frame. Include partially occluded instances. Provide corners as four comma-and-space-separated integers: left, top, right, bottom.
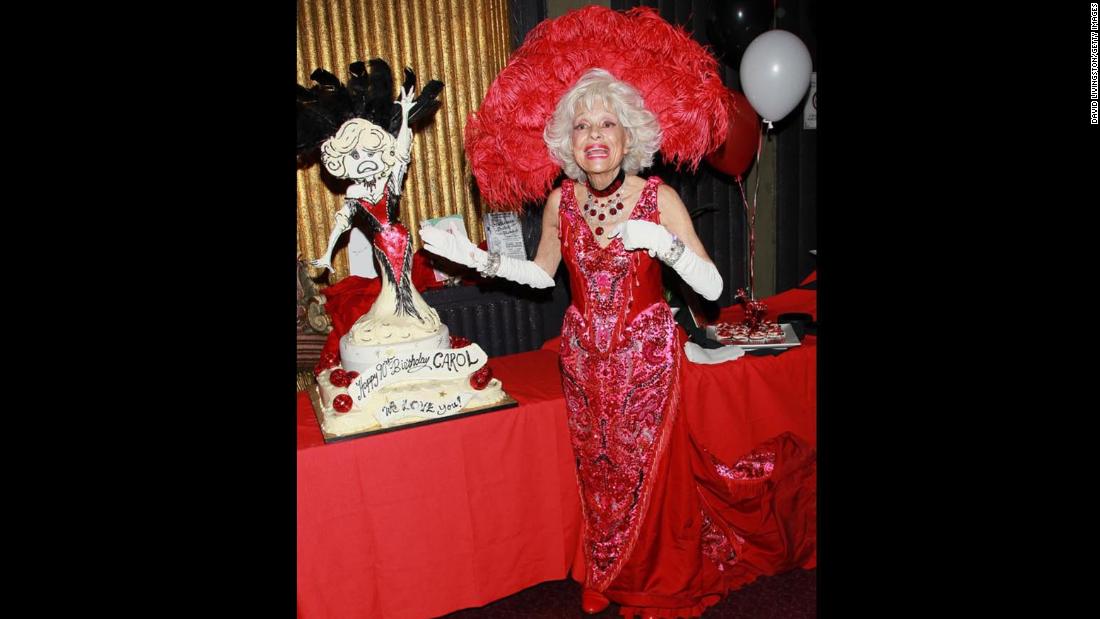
337, 284, 454, 373
345, 276, 441, 344
340, 324, 451, 374
316, 317, 509, 437
316, 365, 507, 436
312, 278, 509, 438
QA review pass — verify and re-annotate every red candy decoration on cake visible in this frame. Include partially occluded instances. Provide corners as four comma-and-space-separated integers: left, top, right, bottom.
314, 350, 340, 376
450, 335, 472, 349
346, 371, 359, 381
332, 394, 353, 413
470, 366, 493, 390
329, 369, 351, 387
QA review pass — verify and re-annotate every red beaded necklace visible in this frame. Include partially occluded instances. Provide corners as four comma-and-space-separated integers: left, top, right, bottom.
583, 168, 625, 236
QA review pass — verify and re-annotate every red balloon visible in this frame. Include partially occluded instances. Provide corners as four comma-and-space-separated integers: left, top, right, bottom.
706, 90, 761, 180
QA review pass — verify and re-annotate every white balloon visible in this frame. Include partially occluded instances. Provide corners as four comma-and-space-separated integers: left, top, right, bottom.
739, 30, 812, 124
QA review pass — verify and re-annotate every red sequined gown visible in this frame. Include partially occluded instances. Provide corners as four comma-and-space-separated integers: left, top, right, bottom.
558, 177, 816, 618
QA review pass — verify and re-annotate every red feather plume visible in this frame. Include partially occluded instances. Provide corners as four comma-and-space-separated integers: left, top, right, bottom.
466, 6, 735, 211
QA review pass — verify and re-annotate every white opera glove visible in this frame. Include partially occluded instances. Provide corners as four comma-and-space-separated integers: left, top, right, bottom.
610, 220, 724, 301
684, 341, 745, 364
611, 219, 673, 257
419, 223, 554, 289
419, 222, 487, 269
492, 254, 555, 288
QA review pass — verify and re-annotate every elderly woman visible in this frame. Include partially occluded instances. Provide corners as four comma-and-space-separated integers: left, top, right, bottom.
423, 8, 815, 618
422, 67, 728, 615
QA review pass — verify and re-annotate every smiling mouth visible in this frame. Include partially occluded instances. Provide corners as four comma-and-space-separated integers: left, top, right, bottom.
584, 146, 609, 158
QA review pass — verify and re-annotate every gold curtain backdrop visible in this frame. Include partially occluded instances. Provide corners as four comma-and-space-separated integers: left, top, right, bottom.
297, 0, 511, 282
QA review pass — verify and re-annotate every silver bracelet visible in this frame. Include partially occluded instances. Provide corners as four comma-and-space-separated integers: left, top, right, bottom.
478, 251, 502, 277
660, 236, 685, 265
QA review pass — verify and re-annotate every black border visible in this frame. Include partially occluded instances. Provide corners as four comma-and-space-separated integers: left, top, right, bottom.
100, 4, 299, 614
73, 0, 1097, 613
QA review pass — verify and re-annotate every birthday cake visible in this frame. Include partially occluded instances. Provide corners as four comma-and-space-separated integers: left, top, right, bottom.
314, 329, 508, 438
312, 284, 508, 438
298, 59, 511, 439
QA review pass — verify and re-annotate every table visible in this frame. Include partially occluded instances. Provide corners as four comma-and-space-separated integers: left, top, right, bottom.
297, 286, 816, 619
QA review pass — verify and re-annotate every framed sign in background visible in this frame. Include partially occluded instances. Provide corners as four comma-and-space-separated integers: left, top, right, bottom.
803, 72, 817, 130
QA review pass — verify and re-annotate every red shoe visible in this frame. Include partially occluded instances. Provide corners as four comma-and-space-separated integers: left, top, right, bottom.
581, 588, 609, 614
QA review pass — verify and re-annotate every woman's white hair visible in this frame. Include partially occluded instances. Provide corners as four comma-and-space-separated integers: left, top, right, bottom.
543, 68, 662, 181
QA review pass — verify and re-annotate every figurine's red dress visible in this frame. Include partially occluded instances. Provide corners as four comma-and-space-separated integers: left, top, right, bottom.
558, 177, 817, 618
353, 188, 424, 322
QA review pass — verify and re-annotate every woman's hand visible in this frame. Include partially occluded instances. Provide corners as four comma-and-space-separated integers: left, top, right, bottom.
420, 220, 554, 289
610, 188, 723, 301
418, 222, 487, 270
609, 220, 674, 258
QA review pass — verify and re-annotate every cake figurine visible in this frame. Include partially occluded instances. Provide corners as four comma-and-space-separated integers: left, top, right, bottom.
297, 60, 510, 438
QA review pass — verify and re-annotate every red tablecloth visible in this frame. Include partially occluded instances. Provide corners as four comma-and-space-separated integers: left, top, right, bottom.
297, 350, 581, 619
297, 286, 816, 619
686, 285, 817, 463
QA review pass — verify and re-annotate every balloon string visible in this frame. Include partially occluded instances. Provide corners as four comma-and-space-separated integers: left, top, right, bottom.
735, 177, 751, 301
750, 123, 765, 300
736, 123, 767, 301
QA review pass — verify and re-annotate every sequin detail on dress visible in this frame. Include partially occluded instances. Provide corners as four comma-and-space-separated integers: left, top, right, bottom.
558, 177, 679, 590
701, 510, 743, 572
714, 450, 776, 481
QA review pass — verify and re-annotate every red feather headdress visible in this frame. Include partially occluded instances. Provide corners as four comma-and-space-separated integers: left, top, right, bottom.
465, 6, 736, 211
